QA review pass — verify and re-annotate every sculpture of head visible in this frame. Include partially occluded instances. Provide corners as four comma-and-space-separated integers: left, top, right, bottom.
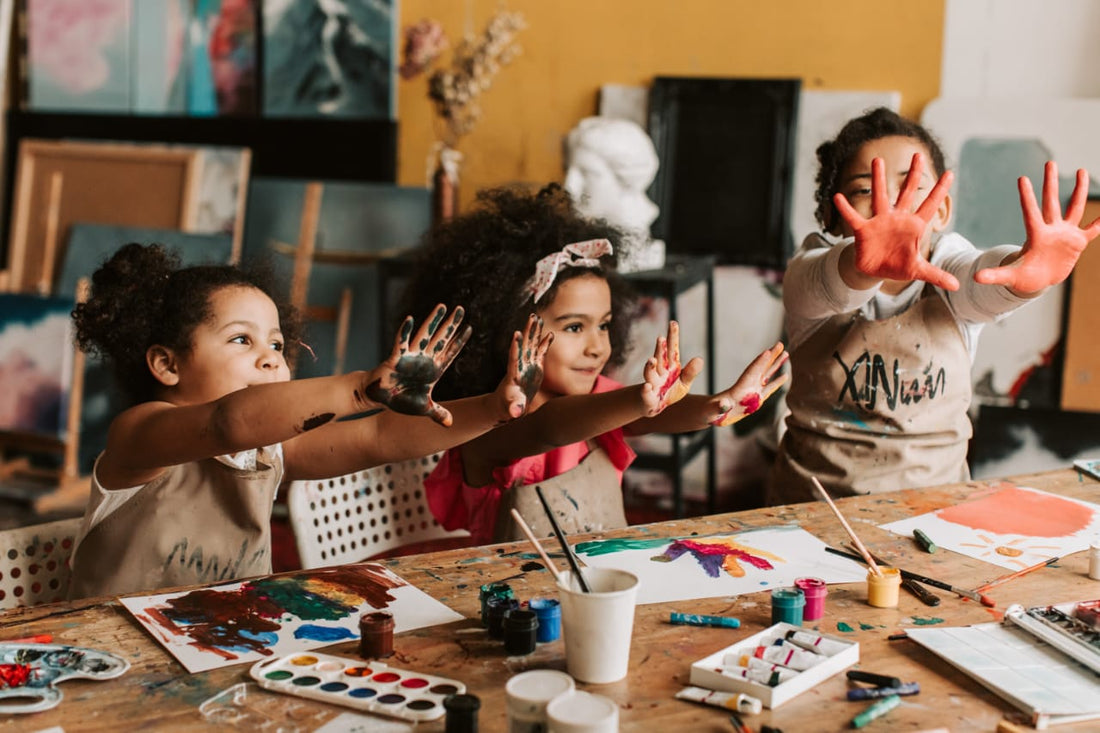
563, 117, 660, 236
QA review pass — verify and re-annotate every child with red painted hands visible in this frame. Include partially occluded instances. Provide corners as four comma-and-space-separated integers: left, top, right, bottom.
67, 243, 549, 599
769, 107, 1100, 505
399, 185, 787, 545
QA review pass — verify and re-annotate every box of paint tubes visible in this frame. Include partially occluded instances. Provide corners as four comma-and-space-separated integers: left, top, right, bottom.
689, 622, 858, 708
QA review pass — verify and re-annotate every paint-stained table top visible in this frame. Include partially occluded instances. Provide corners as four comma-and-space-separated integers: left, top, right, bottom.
3, 468, 1099, 732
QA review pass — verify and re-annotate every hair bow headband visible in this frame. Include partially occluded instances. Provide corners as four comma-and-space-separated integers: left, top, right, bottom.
525, 238, 613, 303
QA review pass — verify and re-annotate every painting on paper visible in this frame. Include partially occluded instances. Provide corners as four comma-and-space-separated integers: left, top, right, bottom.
880, 483, 1100, 569
120, 564, 462, 673
263, 0, 394, 118
0, 294, 75, 439
573, 526, 866, 605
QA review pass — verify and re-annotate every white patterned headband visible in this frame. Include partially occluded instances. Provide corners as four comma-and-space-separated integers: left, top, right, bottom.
525, 239, 613, 304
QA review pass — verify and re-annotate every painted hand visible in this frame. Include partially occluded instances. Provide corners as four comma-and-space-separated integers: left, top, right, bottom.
834, 153, 960, 291
710, 342, 789, 427
497, 314, 553, 420
641, 321, 703, 417
974, 162, 1100, 293
366, 304, 472, 426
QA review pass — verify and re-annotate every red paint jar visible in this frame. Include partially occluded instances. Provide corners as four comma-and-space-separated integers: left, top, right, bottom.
359, 610, 395, 659
795, 576, 827, 621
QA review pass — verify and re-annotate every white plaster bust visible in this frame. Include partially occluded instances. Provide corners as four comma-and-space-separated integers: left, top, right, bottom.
563, 117, 666, 272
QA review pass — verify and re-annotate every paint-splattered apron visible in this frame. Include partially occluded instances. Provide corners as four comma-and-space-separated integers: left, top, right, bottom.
769, 288, 972, 504
493, 444, 627, 543
68, 450, 282, 599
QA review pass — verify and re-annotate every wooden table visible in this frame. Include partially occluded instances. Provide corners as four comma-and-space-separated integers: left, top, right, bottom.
3, 468, 1099, 732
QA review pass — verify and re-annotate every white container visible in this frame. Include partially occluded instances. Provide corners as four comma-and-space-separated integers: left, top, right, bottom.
1088, 542, 1100, 580
546, 690, 619, 733
690, 622, 859, 709
507, 669, 576, 733
557, 568, 639, 684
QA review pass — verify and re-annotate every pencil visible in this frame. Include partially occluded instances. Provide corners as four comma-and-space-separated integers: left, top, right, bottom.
810, 476, 881, 575
973, 555, 1060, 594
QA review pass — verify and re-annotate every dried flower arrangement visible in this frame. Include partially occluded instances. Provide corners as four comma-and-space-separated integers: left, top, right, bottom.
401, 11, 526, 149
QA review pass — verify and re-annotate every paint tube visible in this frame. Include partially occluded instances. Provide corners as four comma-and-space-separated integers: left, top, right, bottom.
710, 664, 792, 687
721, 653, 799, 684
675, 686, 763, 714
784, 629, 850, 656
753, 640, 824, 671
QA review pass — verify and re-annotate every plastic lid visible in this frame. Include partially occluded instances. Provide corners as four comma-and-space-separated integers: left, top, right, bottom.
506, 669, 575, 713
545, 690, 618, 725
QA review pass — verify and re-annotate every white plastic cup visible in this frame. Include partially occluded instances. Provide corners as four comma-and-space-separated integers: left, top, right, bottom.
546, 690, 620, 733
506, 669, 576, 733
557, 567, 639, 684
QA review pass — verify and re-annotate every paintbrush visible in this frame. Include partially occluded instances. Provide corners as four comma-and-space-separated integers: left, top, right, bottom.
854, 544, 940, 607
534, 485, 591, 593
810, 476, 882, 575
825, 546, 994, 606
973, 555, 1061, 594
510, 509, 565, 585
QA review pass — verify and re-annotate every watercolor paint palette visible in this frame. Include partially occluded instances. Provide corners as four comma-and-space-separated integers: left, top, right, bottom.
0, 643, 130, 713
689, 622, 859, 708
249, 652, 465, 722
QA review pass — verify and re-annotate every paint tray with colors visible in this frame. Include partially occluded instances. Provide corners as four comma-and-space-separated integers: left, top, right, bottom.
689, 622, 859, 708
249, 652, 465, 722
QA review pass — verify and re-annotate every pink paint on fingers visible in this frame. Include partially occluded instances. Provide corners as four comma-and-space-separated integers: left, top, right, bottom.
657, 366, 682, 403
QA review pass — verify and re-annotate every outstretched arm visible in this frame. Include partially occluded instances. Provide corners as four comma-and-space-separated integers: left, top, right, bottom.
834, 153, 959, 291
626, 342, 788, 435
974, 161, 1100, 295
284, 314, 553, 480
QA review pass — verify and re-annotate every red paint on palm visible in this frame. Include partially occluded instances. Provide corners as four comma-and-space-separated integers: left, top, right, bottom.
740, 392, 761, 414
975, 162, 1100, 292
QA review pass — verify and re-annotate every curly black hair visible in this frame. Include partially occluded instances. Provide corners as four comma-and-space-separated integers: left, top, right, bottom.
72, 243, 301, 405
814, 107, 948, 233
397, 184, 638, 401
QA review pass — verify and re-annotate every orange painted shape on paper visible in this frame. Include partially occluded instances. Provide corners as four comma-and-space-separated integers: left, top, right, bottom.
936, 483, 1093, 537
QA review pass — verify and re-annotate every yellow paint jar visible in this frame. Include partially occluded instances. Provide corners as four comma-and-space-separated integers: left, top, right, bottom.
866, 567, 901, 608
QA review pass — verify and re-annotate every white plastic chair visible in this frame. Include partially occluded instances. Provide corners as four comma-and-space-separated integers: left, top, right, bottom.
287, 453, 469, 569
0, 518, 80, 609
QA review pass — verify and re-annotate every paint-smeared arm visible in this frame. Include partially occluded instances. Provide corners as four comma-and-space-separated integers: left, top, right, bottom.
625, 341, 789, 434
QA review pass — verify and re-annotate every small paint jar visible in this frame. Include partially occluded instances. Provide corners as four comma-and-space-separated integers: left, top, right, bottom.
1089, 542, 1100, 581
444, 692, 481, 733
795, 577, 828, 621
503, 608, 539, 656
479, 582, 514, 627
358, 610, 394, 659
546, 690, 619, 733
529, 597, 562, 642
506, 669, 575, 733
486, 596, 520, 639
866, 567, 902, 608
771, 587, 805, 626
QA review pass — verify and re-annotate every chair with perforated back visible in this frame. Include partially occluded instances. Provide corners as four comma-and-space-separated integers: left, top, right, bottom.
287, 453, 470, 569
0, 518, 80, 609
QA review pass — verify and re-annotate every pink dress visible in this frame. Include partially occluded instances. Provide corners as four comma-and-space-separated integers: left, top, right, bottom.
426, 375, 637, 544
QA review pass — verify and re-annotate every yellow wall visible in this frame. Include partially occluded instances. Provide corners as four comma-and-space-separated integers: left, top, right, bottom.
396, 0, 945, 209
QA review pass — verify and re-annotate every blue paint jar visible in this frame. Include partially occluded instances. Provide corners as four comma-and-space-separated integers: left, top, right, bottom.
528, 597, 561, 642
771, 587, 806, 626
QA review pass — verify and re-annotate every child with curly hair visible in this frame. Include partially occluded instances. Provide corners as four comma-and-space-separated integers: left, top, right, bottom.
399, 185, 787, 544
67, 243, 547, 599
768, 107, 1100, 505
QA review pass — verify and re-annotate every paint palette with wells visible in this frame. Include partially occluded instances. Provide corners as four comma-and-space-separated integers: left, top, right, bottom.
249, 652, 465, 722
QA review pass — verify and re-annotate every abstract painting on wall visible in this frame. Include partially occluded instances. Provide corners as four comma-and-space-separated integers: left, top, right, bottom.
120, 564, 462, 673
573, 526, 866, 605
880, 482, 1100, 569
262, 0, 394, 118
0, 294, 75, 440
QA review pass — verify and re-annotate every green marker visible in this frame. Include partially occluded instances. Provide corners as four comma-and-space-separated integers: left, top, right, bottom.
851, 693, 900, 728
913, 528, 938, 553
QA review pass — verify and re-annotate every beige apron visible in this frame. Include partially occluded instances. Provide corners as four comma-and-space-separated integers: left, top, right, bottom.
68, 450, 282, 599
769, 288, 972, 504
493, 444, 627, 543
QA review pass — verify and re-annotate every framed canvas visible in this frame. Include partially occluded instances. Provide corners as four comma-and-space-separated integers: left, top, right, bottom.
647, 77, 801, 267
5, 139, 202, 294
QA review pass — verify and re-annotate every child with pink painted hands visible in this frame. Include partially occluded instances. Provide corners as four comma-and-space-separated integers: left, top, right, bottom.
770, 107, 1100, 505
400, 185, 787, 544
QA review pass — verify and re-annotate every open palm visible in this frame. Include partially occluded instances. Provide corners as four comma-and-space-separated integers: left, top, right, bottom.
711, 342, 789, 427
497, 314, 553, 420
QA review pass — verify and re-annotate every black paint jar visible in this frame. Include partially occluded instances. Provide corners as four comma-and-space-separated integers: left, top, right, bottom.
502, 608, 538, 656
444, 692, 481, 733
485, 596, 519, 639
